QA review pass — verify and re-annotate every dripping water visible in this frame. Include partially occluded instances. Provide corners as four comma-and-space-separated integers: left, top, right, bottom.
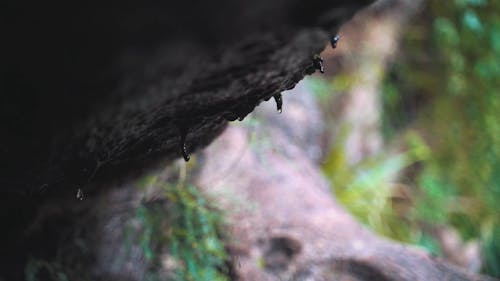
331, 34, 340, 49
179, 127, 190, 162
273, 93, 283, 113
312, 55, 324, 74
76, 188, 84, 200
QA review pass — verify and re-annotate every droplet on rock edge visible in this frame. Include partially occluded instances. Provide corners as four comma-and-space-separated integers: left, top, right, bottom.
312, 55, 324, 74
273, 93, 283, 113
180, 130, 190, 162
76, 188, 84, 200
331, 34, 340, 49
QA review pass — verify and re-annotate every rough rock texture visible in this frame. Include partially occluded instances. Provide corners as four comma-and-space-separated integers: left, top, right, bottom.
2, 0, 371, 196
195, 84, 497, 281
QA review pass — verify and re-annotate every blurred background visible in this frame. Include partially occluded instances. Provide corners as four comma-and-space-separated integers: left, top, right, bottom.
311, 0, 500, 277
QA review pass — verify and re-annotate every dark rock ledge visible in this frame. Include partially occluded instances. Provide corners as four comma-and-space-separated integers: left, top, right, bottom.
1, 0, 371, 196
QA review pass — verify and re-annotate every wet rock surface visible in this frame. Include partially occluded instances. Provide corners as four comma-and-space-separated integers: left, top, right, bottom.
2, 0, 371, 196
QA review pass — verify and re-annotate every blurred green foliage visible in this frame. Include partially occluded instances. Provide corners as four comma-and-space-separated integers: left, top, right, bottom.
165, 183, 229, 281
323, 129, 430, 243
130, 174, 229, 281
387, 0, 500, 276
320, 0, 500, 277
25, 169, 229, 281
383, 0, 499, 276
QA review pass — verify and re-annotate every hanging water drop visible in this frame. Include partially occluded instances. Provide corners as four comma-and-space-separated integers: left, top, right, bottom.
312, 55, 324, 74
180, 130, 190, 162
331, 34, 340, 49
273, 93, 283, 113
76, 188, 84, 200
181, 143, 190, 162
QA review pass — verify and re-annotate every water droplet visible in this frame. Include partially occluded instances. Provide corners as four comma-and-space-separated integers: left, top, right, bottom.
331, 34, 340, 49
179, 129, 190, 162
76, 188, 84, 200
312, 55, 324, 74
181, 144, 190, 162
273, 94, 283, 113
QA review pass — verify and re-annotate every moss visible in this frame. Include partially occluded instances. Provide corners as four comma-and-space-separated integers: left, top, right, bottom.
128, 168, 230, 281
